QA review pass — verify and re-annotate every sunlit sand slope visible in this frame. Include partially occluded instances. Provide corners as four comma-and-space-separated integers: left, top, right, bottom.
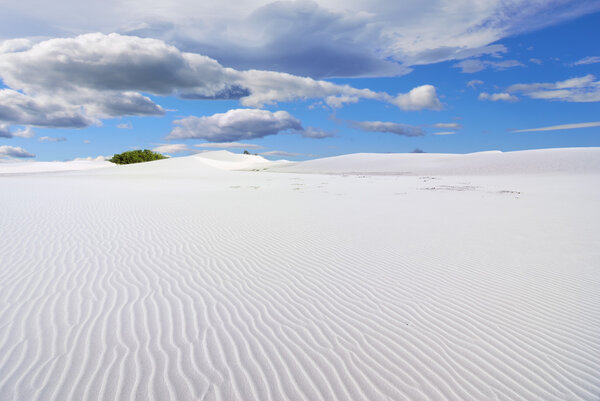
1, 149, 599, 401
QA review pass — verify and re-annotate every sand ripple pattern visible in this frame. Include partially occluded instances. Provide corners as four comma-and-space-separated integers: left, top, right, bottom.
1, 174, 599, 401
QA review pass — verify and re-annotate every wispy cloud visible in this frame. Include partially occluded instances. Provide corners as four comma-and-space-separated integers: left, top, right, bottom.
260, 150, 314, 158
454, 59, 524, 73
152, 143, 191, 154
507, 74, 600, 102
349, 120, 425, 137
195, 142, 264, 149
300, 127, 335, 139
479, 92, 518, 102
432, 131, 456, 135
573, 56, 600, 65
433, 122, 462, 129
512, 121, 600, 133
117, 122, 133, 129
466, 80, 483, 89
39, 136, 67, 142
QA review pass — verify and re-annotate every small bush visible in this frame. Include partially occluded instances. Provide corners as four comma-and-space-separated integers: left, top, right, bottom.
109, 149, 168, 165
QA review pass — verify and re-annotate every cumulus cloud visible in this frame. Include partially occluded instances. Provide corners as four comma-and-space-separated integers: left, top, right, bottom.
0, 145, 35, 158
432, 131, 456, 135
390, 85, 442, 111
479, 92, 518, 102
454, 59, 524, 73
0, 89, 96, 128
13, 126, 35, 138
167, 109, 302, 141
530, 58, 543, 65
0, 38, 32, 54
195, 142, 264, 149
39, 136, 67, 142
117, 122, 133, 129
350, 120, 425, 137
511, 121, 600, 133
4, 0, 595, 78
152, 143, 191, 154
0, 33, 443, 129
506, 74, 600, 102
573, 56, 600, 65
0, 124, 12, 138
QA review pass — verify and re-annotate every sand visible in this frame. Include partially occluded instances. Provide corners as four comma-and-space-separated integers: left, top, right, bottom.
0, 148, 599, 401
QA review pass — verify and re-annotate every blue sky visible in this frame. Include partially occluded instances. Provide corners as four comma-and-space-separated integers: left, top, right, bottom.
0, 1, 599, 161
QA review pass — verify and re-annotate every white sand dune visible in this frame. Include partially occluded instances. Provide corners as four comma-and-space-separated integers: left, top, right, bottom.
267, 147, 600, 175
0, 148, 599, 401
0, 159, 113, 175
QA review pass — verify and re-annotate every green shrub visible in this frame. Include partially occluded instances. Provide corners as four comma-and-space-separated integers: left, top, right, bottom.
108, 149, 168, 165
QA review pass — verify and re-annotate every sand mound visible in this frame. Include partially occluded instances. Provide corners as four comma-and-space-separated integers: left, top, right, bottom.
267, 147, 600, 175
0, 159, 113, 175
0, 151, 288, 177
0, 148, 599, 400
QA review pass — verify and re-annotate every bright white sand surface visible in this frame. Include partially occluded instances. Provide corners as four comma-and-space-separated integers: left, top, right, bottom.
0, 148, 599, 401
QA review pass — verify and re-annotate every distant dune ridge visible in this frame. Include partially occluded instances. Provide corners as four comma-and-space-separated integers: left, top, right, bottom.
0, 148, 599, 400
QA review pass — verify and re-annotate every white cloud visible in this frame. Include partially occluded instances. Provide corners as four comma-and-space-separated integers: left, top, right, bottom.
507, 74, 600, 102
260, 150, 314, 158
391, 85, 442, 111
454, 59, 524, 73
152, 143, 191, 154
433, 122, 461, 129
39, 136, 67, 142
2, 1, 596, 77
301, 127, 335, 139
479, 92, 518, 102
350, 120, 425, 137
117, 122, 133, 129
0, 124, 12, 138
511, 121, 600, 133
71, 155, 109, 161
0, 89, 96, 128
529, 58, 543, 65
13, 126, 35, 138
325, 95, 360, 109
195, 142, 264, 149
0, 33, 442, 129
167, 109, 302, 141
432, 131, 456, 135
573, 56, 600, 65
0, 38, 32, 54
467, 79, 484, 89
0, 145, 35, 158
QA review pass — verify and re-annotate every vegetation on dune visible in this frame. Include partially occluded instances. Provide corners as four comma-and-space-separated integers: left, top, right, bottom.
108, 149, 168, 165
